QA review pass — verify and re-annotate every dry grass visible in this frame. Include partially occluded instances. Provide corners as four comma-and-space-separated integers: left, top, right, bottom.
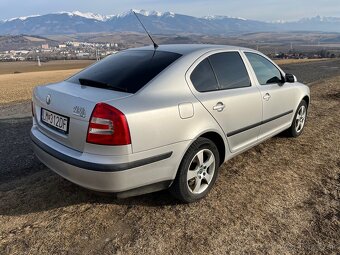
0, 60, 93, 75
0, 69, 80, 104
274, 58, 329, 65
22, 36, 46, 42
0, 71, 339, 254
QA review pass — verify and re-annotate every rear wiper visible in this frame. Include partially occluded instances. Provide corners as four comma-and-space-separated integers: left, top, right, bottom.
78, 78, 128, 93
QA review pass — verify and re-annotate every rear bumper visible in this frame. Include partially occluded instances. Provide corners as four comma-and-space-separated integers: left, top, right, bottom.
31, 133, 172, 172
31, 126, 188, 194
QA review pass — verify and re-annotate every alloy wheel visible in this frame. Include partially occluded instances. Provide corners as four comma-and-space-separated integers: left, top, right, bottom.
187, 149, 215, 194
295, 105, 306, 133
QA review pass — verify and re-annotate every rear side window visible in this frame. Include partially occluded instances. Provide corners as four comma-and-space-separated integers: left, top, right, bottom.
209, 52, 251, 90
67, 50, 182, 93
245, 52, 283, 85
190, 59, 219, 92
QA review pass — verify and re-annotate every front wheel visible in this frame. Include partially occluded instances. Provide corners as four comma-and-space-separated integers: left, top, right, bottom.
287, 100, 308, 137
170, 137, 220, 203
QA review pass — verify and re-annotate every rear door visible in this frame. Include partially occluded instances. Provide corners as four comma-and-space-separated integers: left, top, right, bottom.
244, 52, 295, 139
187, 51, 262, 152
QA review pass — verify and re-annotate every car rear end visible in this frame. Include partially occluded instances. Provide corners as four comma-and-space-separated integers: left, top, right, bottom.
31, 49, 183, 196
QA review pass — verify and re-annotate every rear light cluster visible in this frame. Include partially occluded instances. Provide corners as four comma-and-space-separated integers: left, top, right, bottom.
86, 103, 131, 145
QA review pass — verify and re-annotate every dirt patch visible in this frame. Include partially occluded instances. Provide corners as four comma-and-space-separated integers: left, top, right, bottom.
0, 72, 339, 254
323, 91, 340, 100
0, 101, 31, 119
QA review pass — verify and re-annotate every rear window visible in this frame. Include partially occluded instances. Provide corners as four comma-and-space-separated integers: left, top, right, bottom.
190, 59, 219, 92
67, 50, 182, 93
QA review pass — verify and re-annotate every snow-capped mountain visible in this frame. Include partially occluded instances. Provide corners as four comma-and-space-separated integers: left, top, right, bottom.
277, 15, 340, 33
59, 11, 108, 21
298, 15, 340, 23
203, 15, 247, 21
0, 10, 340, 35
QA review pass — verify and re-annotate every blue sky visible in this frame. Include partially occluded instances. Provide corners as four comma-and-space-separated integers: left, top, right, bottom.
1, 0, 340, 21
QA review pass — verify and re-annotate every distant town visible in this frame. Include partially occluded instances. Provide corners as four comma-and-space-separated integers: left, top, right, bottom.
0, 40, 121, 62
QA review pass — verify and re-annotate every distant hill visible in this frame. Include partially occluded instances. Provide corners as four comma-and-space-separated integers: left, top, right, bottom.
1, 10, 340, 35
0, 35, 57, 51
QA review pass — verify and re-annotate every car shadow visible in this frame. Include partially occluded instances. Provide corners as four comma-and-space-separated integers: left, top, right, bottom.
0, 170, 180, 216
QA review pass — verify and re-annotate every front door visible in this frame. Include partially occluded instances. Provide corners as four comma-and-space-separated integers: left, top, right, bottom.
244, 52, 295, 139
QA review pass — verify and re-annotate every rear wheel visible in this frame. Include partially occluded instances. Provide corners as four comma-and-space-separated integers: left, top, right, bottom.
170, 137, 220, 203
287, 100, 308, 137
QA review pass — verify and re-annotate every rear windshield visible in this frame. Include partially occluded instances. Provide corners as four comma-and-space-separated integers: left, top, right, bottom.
67, 50, 182, 93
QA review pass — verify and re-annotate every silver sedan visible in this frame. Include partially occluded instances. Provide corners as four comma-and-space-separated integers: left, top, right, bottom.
31, 44, 310, 203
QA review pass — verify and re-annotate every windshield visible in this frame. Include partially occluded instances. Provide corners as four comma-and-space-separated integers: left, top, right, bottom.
67, 50, 182, 93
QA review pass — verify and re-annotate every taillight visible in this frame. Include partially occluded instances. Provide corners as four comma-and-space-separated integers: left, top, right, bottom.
86, 103, 131, 146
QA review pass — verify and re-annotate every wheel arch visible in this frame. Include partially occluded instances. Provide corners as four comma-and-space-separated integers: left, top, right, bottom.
198, 131, 226, 166
174, 130, 228, 181
302, 95, 310, 108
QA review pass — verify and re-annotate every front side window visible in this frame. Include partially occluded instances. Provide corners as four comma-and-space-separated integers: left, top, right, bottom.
245, 52, 283, 85
209, 52, 251, 90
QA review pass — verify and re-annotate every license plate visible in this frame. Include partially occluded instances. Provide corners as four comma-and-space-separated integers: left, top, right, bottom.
41, 108, 69, 134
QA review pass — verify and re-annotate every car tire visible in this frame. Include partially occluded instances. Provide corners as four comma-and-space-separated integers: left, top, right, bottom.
170, 137, 220, 203
287, 100, 308, 137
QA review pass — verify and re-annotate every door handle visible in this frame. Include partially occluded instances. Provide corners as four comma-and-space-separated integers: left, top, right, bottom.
263, 93, 271, 101
213, 102, 225, 112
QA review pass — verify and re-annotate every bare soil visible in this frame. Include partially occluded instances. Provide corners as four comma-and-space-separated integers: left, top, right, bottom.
0, 62, 339, 254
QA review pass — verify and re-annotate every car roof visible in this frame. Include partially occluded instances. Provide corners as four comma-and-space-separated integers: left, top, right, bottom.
127, 44, 253, 55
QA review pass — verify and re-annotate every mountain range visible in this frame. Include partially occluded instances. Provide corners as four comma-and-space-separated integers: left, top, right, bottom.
1, 9, 340, 35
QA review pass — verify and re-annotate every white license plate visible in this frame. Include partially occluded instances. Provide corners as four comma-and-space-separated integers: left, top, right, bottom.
41, 108, 69, 133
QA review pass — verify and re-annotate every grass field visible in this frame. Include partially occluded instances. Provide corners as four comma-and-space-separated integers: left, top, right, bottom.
274, 58, 329, 65
0, 60, 94, 75
0, 60, 339, 254
0, 69, 81, 104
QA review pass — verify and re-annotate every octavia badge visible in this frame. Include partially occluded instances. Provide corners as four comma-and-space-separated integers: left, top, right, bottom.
46, 94, 51, 105
73, 106, 86, 118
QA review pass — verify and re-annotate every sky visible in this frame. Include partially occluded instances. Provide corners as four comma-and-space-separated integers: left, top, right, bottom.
1, 0, 340, 21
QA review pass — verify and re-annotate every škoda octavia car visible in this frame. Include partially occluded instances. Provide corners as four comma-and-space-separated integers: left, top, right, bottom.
31, 44, 310, 203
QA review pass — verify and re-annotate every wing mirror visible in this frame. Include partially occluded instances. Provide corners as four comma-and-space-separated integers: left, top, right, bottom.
285, 73, 297, 83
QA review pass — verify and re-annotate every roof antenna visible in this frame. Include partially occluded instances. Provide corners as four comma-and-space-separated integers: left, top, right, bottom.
132, 10, 158, 49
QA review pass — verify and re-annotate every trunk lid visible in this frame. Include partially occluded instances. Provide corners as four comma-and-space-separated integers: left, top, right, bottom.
33, 81, 131, 152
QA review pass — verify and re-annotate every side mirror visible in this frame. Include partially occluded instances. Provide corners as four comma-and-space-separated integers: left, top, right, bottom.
285, 73, 297, 83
